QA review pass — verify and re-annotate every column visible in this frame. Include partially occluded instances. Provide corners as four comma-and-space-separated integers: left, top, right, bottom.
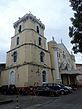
54, 48, 61, 83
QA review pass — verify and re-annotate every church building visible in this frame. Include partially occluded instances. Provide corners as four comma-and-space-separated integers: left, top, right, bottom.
0, 13, 81, 88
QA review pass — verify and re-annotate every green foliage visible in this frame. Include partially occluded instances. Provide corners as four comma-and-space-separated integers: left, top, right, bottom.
69, 0, 82, 53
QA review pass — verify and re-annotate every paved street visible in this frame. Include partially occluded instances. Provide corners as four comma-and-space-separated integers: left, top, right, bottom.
0, 88, 82, 109
0, 95, 55, 109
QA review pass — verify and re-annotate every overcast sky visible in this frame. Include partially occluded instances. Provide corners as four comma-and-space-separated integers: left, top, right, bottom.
0, 0, 82, 63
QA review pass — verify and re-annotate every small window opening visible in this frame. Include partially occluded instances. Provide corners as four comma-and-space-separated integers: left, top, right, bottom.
17, 37, 19, 45
42, 71, 46, 82
18, 25, 22, 33
40, 52, 45, 62
13, 51, 17, 62
38, 37, 41, 45
37, 26, 39, 33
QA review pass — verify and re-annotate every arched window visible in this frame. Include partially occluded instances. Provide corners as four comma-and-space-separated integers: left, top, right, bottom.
13, 51, 17, 62
42, 71, 47, 82
18, 25, 22, 33
40, 52, 45, 62
17, 37, 19, 45
38, 37, 41, 45
37, 26, 39, 33
9, 70, 16, 85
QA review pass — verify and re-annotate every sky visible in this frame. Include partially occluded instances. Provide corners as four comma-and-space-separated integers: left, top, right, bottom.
0, 0, 82, 64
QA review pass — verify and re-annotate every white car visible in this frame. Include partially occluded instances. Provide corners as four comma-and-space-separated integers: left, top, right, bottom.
65, 86, 72, 90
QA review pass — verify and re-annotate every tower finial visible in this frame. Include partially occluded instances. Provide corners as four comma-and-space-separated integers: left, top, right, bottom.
61, 38, 63, 43
52, 36, 54, 41
29, 11, 31, 14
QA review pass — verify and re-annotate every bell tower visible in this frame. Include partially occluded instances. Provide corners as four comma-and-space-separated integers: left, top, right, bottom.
4, 13, 52, 87
10, 13, 45, 50
6, 13, 47, 67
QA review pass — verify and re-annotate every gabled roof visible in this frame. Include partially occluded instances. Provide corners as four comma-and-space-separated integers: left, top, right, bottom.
58, 43, 70, 55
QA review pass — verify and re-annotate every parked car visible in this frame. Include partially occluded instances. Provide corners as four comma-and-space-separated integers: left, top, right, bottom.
48, 85, 69, 95
42, 83, 69, 95
18, 87, 28, 95
7, 84, 17, 95
58, 84, 73, 94
35, 86, 59, 96
42, 83, 57, 87
0, 85, 17, 95
0, 85, 8, 95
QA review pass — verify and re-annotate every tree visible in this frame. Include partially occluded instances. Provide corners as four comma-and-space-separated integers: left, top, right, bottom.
69, 0, 82, 53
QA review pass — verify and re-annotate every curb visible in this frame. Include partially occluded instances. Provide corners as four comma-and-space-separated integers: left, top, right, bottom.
0, 99, 13, 105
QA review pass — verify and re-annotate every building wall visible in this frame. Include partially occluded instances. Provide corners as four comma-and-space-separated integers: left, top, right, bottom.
1, 65, 28, 87
1, 69, 9, 86
57, 43, 76, 71
0, 64, 6, 87
11, 29, 46, 50
6, 45, 26, 67
27, 64, 53, 86
1, 63, 53, 87
6, 43, 51, 68
48, 40, 77, 85
76, 64, 82, 85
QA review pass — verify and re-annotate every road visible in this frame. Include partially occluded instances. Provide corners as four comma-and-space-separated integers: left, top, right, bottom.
0, 88, 82, 109
25, 88, 82, 109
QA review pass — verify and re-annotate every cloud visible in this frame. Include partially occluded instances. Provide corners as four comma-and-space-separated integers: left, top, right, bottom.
0, 50, 6, 63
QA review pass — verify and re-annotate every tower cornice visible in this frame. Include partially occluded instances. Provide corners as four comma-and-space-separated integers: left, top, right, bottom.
7, 43, 49, 53
13, 13, 45, 29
